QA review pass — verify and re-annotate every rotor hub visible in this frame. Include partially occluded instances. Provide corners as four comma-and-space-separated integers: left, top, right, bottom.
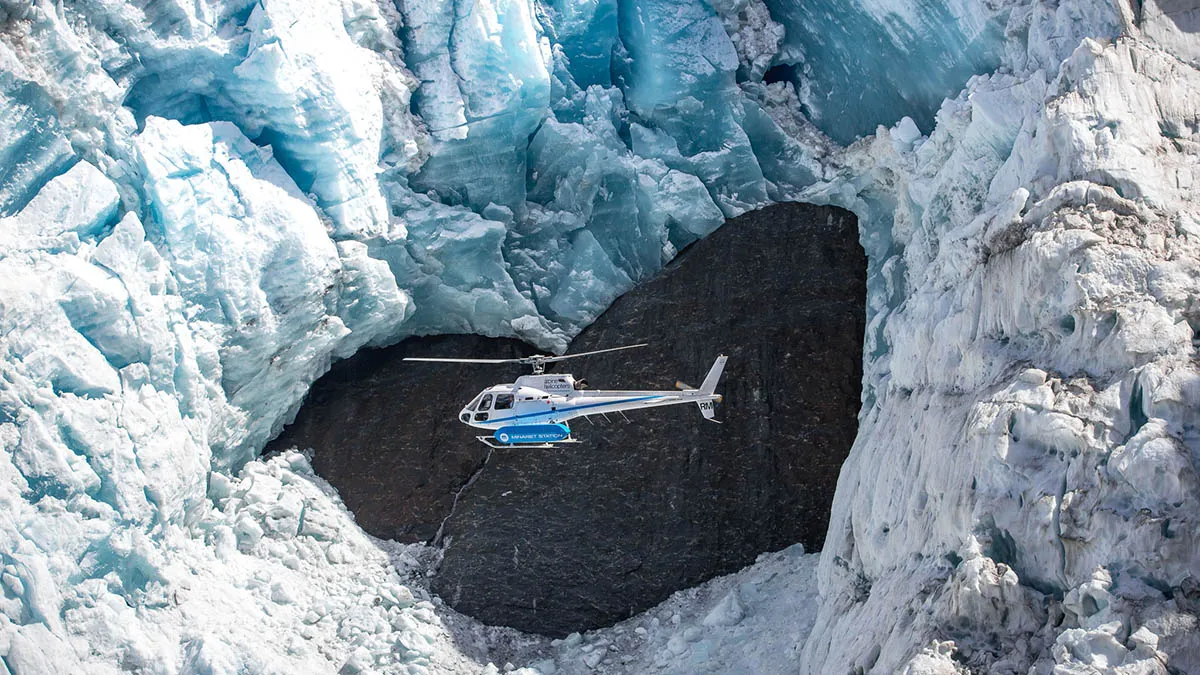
520, 355, 550, 374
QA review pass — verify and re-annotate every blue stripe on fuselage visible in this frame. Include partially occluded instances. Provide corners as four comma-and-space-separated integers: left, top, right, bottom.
484, 395, 664, 425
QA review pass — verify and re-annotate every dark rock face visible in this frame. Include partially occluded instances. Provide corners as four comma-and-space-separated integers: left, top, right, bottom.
270, 336, 532, 542
268, 202, 865, 636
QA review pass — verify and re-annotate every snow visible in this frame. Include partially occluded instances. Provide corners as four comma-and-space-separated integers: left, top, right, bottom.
0, 0, 1198, 672
506, 545, 820, 674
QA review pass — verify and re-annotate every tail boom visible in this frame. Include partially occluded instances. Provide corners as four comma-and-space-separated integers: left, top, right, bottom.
513, 355, 729, 425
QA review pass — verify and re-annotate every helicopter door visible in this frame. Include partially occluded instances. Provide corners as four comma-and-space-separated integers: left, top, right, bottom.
474, 394, 493, 422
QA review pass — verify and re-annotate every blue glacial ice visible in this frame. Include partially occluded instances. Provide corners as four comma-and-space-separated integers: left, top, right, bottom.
761, 0, 1008, 144
1, 0, 1198, 672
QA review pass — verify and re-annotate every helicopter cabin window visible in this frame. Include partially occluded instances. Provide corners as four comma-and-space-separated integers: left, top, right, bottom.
479, 394, 493, 411
495, 394, 514, 410
467, 393, 484, 411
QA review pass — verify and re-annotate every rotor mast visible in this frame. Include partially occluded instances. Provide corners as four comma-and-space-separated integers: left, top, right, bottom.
527, 356, 549, 375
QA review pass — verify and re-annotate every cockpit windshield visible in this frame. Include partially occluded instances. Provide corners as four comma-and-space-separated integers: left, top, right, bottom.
479, 394, 493, 411
467, 393, 485, 411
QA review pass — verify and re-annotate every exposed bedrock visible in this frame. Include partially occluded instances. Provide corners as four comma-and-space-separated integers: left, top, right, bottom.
269, 201, 865, 635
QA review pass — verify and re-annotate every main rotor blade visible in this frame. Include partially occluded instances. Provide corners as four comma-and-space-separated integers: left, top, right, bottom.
538, 343, 649, 363
404, 343, 648, 367
402, 357, 523, 364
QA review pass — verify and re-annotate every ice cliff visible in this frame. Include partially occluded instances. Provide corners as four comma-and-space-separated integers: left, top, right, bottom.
0, 0, 1197, 672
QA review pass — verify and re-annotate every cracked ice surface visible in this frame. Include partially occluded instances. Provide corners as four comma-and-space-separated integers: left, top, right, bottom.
794, 5, 1200, 674
0, 0, 1198, 672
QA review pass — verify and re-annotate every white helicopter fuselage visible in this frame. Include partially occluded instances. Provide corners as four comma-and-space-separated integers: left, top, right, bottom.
459, 374, 721, 428
457, 356, 727, 446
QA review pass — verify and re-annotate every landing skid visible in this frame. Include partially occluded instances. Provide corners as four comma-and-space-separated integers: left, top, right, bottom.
475, 436, 582, 449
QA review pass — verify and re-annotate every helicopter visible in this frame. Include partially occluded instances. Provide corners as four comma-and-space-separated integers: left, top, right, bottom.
404, 344, 727, 448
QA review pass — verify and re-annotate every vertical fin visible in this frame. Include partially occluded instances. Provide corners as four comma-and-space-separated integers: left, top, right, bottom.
700, 355, 727, 394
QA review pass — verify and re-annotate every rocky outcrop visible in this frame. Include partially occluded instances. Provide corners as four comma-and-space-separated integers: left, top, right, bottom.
269, 201, 865, 635
269, 336, 533, 542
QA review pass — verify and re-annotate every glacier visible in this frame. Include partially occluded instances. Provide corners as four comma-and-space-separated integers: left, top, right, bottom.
0, 0, 1198, 672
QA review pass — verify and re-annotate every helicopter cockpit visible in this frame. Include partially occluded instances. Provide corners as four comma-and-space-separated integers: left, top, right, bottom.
459, 384, 559, 426
461, 389, 510, 423
460, 391, 492, 424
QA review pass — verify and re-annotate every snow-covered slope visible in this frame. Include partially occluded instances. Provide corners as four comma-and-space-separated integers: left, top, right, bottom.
534, 544, 821, 674
0, 0, 1197, 672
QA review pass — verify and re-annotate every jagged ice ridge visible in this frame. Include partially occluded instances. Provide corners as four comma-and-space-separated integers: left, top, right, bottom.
0, 0, 1197, 672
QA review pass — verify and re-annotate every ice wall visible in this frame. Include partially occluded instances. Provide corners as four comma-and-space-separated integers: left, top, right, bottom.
0, 1, 540, 670
762, 0, 1006, 144
0, 0, 1197, 671
794, 1, 1200, 672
